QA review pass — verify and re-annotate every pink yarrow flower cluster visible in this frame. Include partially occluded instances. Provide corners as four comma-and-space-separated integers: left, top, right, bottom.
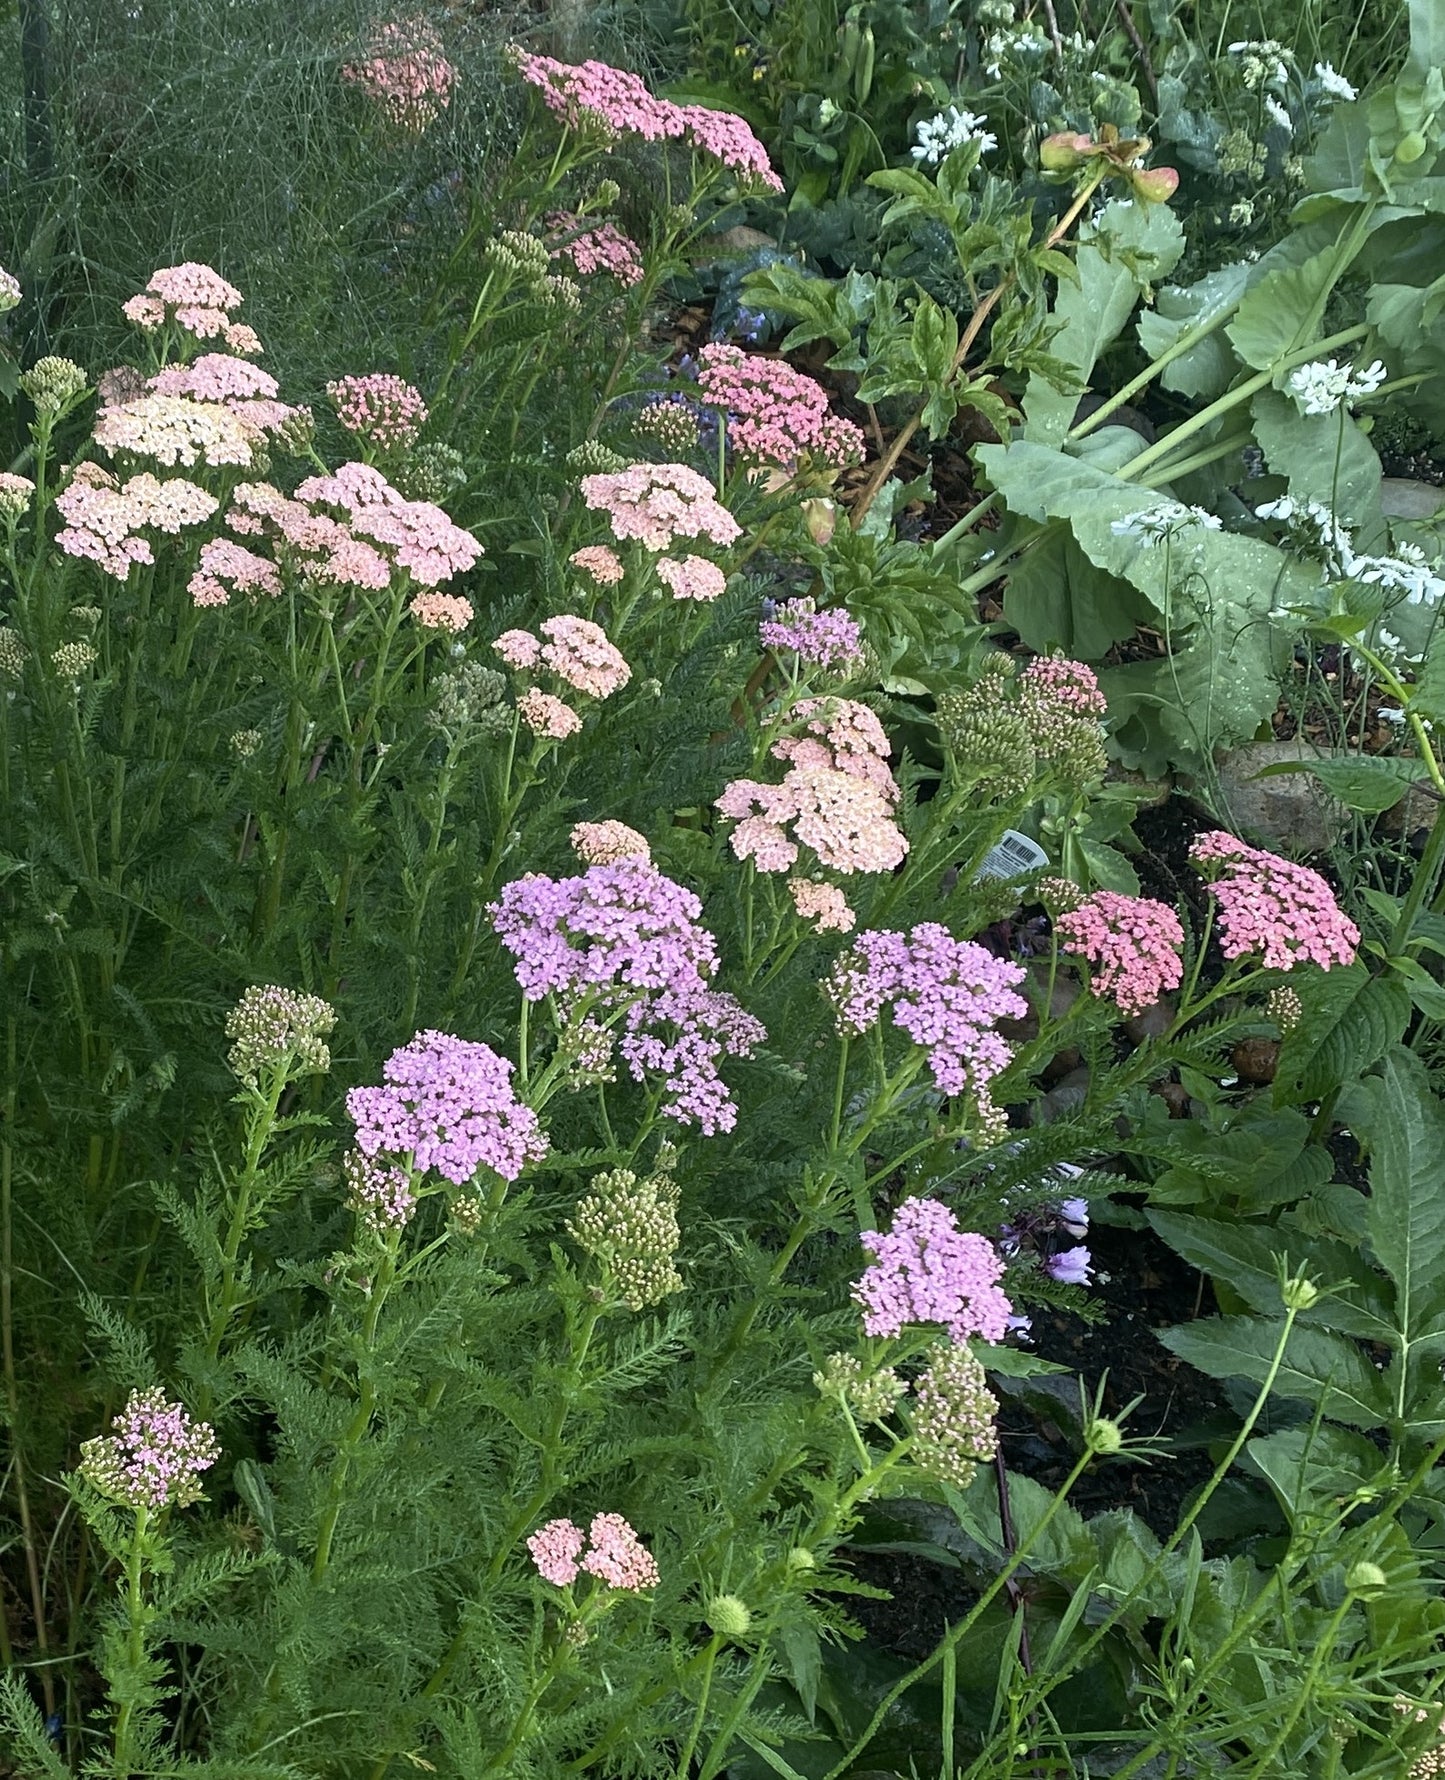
189, 537, 283, 607
510, 51, 783, 190
528, 1512, 659, 1590
789, 878, 855, 932
826, 923, 1027, 1136
546, 212, 644, 287
571, 819, 650, 865
1189, 831, 1359, 971
148, 354, 305, 442
222, 465, 480, 610
121, 262, 260, 353
343, 16, 455, 131
760, 599, 865, 671
855, 1197, 1013, 1345
518, 688, 583, 739
327, 373, 429, 452
571, 544, 624, 585
698, 343, 866, 473
580, 461, 741, 551
346, 1030, 549, 1185
717, 698, 907, 875
656, 553, 728, 602
56, 463, 218, 581
78, 1388, 220, 1511
1055, 890, 1185, 1016
489, 858, 764, 1132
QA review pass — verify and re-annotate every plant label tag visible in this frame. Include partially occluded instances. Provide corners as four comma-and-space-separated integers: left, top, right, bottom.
975, 829, 1050, 882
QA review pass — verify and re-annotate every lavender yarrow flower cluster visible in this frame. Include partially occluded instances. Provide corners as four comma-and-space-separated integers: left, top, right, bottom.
854, 1196, 1013, 1344
225, 984, 338, 1088
825, 924, 1027, 1141
346, 1030, 549, 1185
759, 598, 865, 672
489, 861, 764, 1132
79, 1388, 220, 1511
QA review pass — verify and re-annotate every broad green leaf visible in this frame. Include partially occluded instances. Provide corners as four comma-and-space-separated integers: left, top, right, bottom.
1247, 1424, 1388, 1516
1226, 245, 1344, 370
1409, 0, 1445, 78
1354, 1047, 1445, 1355
1274, 965, 1412, 1104
1148, 1210, 1395, 1341
1136, 262, 1251, 401
1159, 1316, 1393, 1427
1391, 955, 1445, 1021
1251, 752, 1422, 813
999, 521, 1151, 659
1409, 634, 1445, 723
1024, 198, 1184, 444
1250, 387, 1385, 548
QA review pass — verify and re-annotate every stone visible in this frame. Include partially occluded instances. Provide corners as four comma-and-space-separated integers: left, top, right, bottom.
1211, 739, 1348, 854
1380, 478, 1445, 520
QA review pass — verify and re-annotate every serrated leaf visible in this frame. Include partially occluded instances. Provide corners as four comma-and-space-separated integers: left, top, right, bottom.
1148, 1210, 1395, 1341
1354, 1047, 1445, 1354
1159, 1316, 1392, 1427
1247, 1424, 1388, 1515
1274, 965, 1412, 1103
1251, 752, 1423, 813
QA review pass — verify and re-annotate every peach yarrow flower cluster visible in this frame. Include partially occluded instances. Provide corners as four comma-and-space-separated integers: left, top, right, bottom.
327, 373, 429, 452
511, 51, 783, 190
580, 462, 740, 552
494, 615, 630, 737
717, 698, 907, 875
56, 464, 218, 581
122, 262, 261, 354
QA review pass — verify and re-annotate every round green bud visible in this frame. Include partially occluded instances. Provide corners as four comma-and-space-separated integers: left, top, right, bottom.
705, 1594, 753, 1639
1086, 1418, 1125, 1456
1281, 1274, 1320, 1311
1396, 131, 1428, 164
786, 1547, 817, 1572
1345, 1560, 1387, 1596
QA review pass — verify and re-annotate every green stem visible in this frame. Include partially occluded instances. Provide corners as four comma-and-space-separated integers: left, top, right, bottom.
112, 1507, 149, 1777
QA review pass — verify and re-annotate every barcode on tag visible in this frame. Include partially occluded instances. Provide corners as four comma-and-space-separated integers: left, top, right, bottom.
974, 829, 1050, 882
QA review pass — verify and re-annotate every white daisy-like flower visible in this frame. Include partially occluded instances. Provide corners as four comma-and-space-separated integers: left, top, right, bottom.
1314, 62, 1357, 102
911, 106, 997, 165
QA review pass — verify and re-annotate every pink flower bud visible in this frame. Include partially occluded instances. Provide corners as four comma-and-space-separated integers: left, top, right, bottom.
1130, 163, 1180, 203
1040, 132, 1094, 171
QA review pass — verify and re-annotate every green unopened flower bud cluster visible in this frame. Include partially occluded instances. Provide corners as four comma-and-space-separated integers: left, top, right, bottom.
428, 660, 509, 733
566, 439, 629, 475
225, 983, 338, 1089
399, 440, 466, 503
909, 1344, 999, 1488
936, 654, 1035, 798
0, 628, 30, 679
21, 356, 89, 415
484, 229, 551, 283
52, 641, 98, 680
813, 1351, 906, 1423
0, 472, 34, 523
567, 1163, 683, 1309
632, 398, 701, 455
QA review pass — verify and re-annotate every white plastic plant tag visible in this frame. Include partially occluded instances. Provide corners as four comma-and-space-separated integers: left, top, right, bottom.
974, 829, 1050, 882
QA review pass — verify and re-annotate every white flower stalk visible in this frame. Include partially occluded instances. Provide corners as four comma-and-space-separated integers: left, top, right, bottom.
911, 106, 997, 165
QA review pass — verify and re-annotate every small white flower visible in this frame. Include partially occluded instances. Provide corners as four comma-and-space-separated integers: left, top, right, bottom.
1377, 706, 1407, 724
1286, 356, 1387, 417
911, 106, 997, 165
1314, 62, 1357, 102
1264, 95, 1293, 135
1229, 199, 1256, 226
1112, 501, 1222, 541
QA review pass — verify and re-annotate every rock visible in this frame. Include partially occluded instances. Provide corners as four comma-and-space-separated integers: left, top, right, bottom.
1211, 739, 1349, 855
1380, 478, 1445, 520
692, 226, 777, 263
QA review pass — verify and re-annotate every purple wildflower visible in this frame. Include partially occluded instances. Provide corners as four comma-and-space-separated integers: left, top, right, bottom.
346, 1030, 549, 1185
79, 1389, 220, 1511
854, 1197, 1013, 1345
1046, 1245, 1093, 1286
759, 599, 865, 672
620, 984, 766, 1134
